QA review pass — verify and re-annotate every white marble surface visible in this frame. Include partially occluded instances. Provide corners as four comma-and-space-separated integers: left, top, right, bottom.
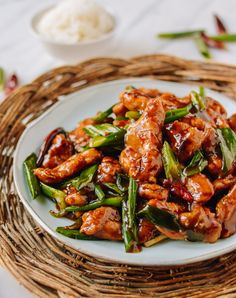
1, 0, 236, 297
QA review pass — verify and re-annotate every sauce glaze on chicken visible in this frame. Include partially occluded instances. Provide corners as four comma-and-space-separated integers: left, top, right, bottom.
24, 85, 236, 252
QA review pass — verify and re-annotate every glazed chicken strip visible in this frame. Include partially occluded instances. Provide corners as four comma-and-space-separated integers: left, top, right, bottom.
139, 183, 169, 200
34, 148, 102, 184
42, 133, 74, 169
97, 156, 122, 184
185, 174, 214, 205
180, 206, 222, 243
69, 118, 95, 152
216, 185, 236, 238
120, 97, 165, 183
80, 206, 122, 240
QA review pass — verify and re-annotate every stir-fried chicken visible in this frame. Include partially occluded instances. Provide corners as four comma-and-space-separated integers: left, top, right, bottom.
64, 186, 87, 206
148, 199, 186, 215
228, 114, 236, 133
216, 185, 236, 238
165, 120, 205, 162
205, 97, 228, 128
69, 118, 95, 152
42, 133, 74, 169
34, 148, 102, 184
118, 87, 161, 113
97, 156, 122, 184
139, 183, 169, 200
138, 218, 157, 244
120, 97, 165, 182
213, 175, 236, 193
80, 206, 122, 240
159, 93, 191, 112
185, 174, 214, 204
180, 206, 222, 243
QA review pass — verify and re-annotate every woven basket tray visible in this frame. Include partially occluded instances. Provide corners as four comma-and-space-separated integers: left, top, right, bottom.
0, 54, 236, 298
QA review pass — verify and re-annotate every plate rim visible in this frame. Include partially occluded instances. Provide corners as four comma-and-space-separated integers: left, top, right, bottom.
13, 78, 236, 266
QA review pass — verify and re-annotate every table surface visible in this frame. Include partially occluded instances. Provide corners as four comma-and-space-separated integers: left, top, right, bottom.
1, 0, 236, 296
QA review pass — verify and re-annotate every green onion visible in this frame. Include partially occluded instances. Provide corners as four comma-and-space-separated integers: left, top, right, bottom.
56, 227, 98, 240
60, 164, 98, 190
158, 30, 204, 39
23, 153, 41, 199
190, 90, 205, 112
94, 184, 105, 200
122, 177, 140, 253
199, 86, 205, 98
125, 111, 141, 120
162, 141, 182, 181
104, 182, 124, 195
65, 196, 124, 212
116, 173, 128, 192
89, 129, 126, 148
0, 67, 4, 91
40, 182, 66, 210
217, 128, 236, 172
210, 34, 236, 42
183, 150, 208, 176
138, 205, 181, 232
83, 123, 120, 138
93, 105, 114, 123
165, 105, 191, 123
194, 33, 211, 59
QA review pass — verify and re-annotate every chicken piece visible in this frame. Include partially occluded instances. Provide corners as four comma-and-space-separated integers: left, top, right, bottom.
119, 87, 161, 112
207, 154, 223, 177
97, 156, 122, 184
159, 93, 191, 112
34, 148, 102, 184
213, 175, 236, 193
80, 207, 122, 240
185, 174, 214, 204
113, 118, 130, 128
64, 186, 87, 206
228, 114, 236, 133
112, 102, 128, 117
216, 185, 236, 238
180, 206, 222, 243
165, 120, 205, 162
138, 218, 157, 244
205, 97, 228, 128
120, 97, 165, 183
69, 118, 95, 152
42, 133, 74, 169
139, 184, 169, 200
148, 199, 186, 214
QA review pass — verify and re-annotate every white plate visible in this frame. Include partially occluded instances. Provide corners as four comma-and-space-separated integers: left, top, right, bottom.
13, 78, 236, 266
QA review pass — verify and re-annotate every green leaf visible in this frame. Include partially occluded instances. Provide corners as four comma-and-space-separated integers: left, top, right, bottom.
40, 182, 66, 210
94, 184, 105, 200
190, 90, 205, 112
93, 105, 114, 123
162, 141, 182, 181
183, 150, 208, 176
138, 205, 181, 232
72, 164, 98, 190
217, 128, 236, 172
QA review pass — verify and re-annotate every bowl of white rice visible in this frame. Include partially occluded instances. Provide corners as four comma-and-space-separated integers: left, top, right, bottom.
31, 0, 117, 62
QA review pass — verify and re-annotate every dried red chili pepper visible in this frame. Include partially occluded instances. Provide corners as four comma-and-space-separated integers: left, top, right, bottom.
5, 73, 18, 96
200, 32, 225, 49
163, 179, 193, 203
214, 14, 227, 34
36, 127, 66, 167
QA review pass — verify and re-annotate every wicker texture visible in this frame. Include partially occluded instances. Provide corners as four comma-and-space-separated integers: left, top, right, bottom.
0, 54, 236, 298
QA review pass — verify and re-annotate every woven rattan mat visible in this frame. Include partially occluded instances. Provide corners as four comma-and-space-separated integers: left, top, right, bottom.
0, 54, 236, 298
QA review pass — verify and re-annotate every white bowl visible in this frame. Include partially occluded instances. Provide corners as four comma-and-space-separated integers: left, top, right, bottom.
31, 5, 117, 63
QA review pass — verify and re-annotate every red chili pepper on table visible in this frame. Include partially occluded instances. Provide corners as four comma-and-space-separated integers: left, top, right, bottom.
5, 73, 18, 96
214, 14, 227, 34
200, 32, 225, 49
36, 127, 66, 167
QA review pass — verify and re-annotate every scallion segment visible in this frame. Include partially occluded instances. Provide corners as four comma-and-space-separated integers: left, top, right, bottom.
23, 153, 41, 199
